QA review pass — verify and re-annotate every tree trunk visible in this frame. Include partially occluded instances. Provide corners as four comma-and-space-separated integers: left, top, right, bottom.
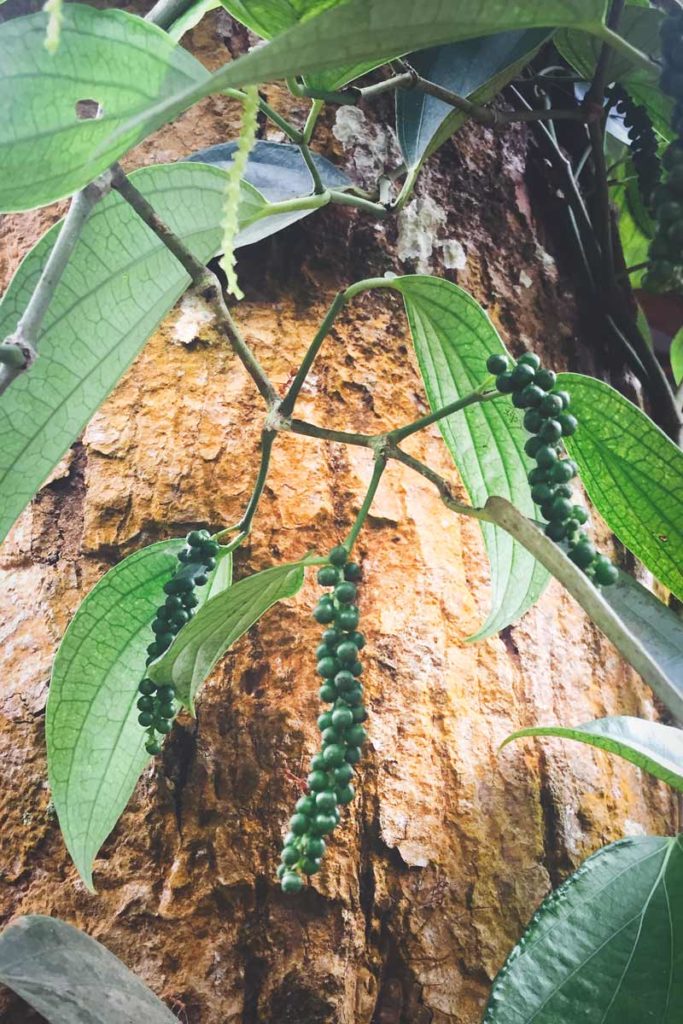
0, 8, 677, 1024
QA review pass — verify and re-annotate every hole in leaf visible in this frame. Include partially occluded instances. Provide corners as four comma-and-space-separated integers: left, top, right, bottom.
75, 99, 100, 120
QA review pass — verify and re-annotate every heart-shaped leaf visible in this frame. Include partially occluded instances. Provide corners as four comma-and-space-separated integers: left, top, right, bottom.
502, 716, 683, 791
149, 560, 306, 712
0, 161, 321, 545
484, 834, 683, 1024
388, 275, 549, 639
0, 5, 209, 211
47, 541, 232, 889
557, 372, 683, 602
396, 30, 550, 172
0, 916, 176, 1023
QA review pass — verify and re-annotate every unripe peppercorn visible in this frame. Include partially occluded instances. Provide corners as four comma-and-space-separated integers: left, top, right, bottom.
329, 546, 348, 566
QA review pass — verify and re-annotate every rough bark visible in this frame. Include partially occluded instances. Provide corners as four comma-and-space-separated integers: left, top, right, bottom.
0, 8, 677, 1024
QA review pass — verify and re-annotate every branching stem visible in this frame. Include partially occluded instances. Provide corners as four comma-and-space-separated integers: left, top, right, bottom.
344, 454, 387, 551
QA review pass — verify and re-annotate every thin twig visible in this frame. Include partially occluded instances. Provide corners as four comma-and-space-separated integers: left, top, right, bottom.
344, 453, 387, 550
145, 0, 197, 29
280, 291, 347, 417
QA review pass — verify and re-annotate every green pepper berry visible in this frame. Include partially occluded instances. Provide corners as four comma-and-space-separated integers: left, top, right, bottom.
289, 813, 310, 835
187, 531, 205, 546
315, 790, 338, 812
281, 846, 300, 866
183, 592, 199, 609
337, 607, 359, 630
345, 746, 362, 765
138, 678, 156, 695
518, 352, 542, 370
545, 521, 567, 541
343, 562, 362, 582
518, 384, 545, 408
349, 631, 366, 650
317, 566, 340, 587
334, 581, 357, 604
536, 446, 558, 469
283, 831, 298, 847
312, 814, 337, 835
296, 795, 316, 816
534, 368, 557, 391
321, 727, 343, 745
572, 505, 588, 524
336, 641, 359, 665
317, 712, 333, 731
317, 657, 338, 678
530, 484, 554, 505
347, 725, 367, 746
203, 557, 217, 571
350, 661, 363, 677
276, 863, 287, 880
336, 784, 355, 805
331, 707, 354, 729
592, 556, 618, 586
145, 739, 162, 755
486, 354, 509, 374
329, 545, 348, 566
523, 410, 543, 433
155, 719, 172, 735
527, 467, 548, 486
310, 754, 326, 773
304, 835, 325, 857
158, 702, 175, 720
316, 642, 332, 660
509, 364, 536, 391
194, 572, 209, 586
334, 670, 356, 691
319, 684, 336, 703
549, 460, 575, 484
281, 872, 303, 893
568, 540, 596, 569
300, 857, 321, 875
322, 744, 346, 767
553, 390, 571, 410
138, 712, 154, 727
308, 770, 329, 791
333, 764, 354, 785
322, 628, 342, 646
539, 419, 562, 443
539, 394, 563, 417
548, 497, 573, 521
345, 686, 364, 706
156, 684, 174, 702
558, 413, 578, 436
314, 603, 336, 624
524, 437, 543, 459
352, 706, 368, 723
496, 371, 515, 393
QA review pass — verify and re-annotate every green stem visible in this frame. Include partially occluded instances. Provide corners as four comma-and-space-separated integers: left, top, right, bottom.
344, 454, 387, 551
329, 190, 389, 218
253, 192, 332, 221
303, 99, 324, 145
280, 291, 347, 416
238, 428, 276, 535
343, 277, 395, 301
387, 446, 489, 522
388, 388, 498, 444
300, 142, 325, 195
288, 419, 375, 448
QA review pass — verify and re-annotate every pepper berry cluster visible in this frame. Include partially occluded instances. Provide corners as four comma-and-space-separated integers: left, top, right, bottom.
486, 353, 618, 586
137, 530, 219, 755
644, 10, 683, 294
278, 545, 367, 893
608, 84, 660, 206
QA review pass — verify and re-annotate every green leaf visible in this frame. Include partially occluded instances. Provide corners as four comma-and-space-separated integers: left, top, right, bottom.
0, 916, 176, 1023
167, 0, 221, 41
557, 372, 683, 601
502, 716, 683, 791
485, 834, 683, 1024
396, 30, 550, 171
388, 276, 549, 639
149, 560, 306, 712
0, 161, 321, 546
484, 496, 683, 720
0, 5, 210, 211
102, 0, 612, 166
557, 5, 674, 142
46, 540, 232, 889
671, 328, 683, 386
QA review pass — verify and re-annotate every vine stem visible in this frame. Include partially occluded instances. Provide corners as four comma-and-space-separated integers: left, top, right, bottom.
344, 454, 387, 551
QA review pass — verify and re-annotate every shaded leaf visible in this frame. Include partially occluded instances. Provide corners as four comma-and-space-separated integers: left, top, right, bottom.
47, 541, 231, 889
0, 161, 320, 545
397, 30, 549, 171
558, 372, 683, 601
485, 496, 683, 720
502, 716, 683, 791
0, 915, 176, 1023
0, 5, 209, 211
671, 327, 683, 386
149, 560, 306, 712
389, 276, 549, 639
484, 834, 683, 1024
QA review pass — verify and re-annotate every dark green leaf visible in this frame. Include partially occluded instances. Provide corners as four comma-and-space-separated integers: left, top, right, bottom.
396, 30, 550, 171
484, 496, 683, 720
0, 162, 321, 545
389, 276, 549, 639
0, 5, 209, 211
0, 916, 176, 1023
485, 834, 683, 1024
149, 560, 306, 712
47, 541, 232, 889
558, 372, 683, 601
502, 716, 683, 791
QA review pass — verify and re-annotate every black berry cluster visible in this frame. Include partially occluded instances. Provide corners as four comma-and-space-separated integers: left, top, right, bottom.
643, 10, 683, 294
278, 545, 367, 893
486, 353, 618, 586
137, 530, 219, 755
608, 84, 660, 205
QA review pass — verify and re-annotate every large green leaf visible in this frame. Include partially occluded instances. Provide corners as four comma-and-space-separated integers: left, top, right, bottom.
387, 276, 549, 639
0, 5, 209, 211
484, 834, 683, 1024
102, 0, 612, 167
0, 161, 322, 546
502, 716, 683, 791
47, 541, 232, 889
557, 372, 683, 601
484, 496, 683, 720
149, 560, 306, 712
0, 916, 176, 1023
396, 30, 550, 171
